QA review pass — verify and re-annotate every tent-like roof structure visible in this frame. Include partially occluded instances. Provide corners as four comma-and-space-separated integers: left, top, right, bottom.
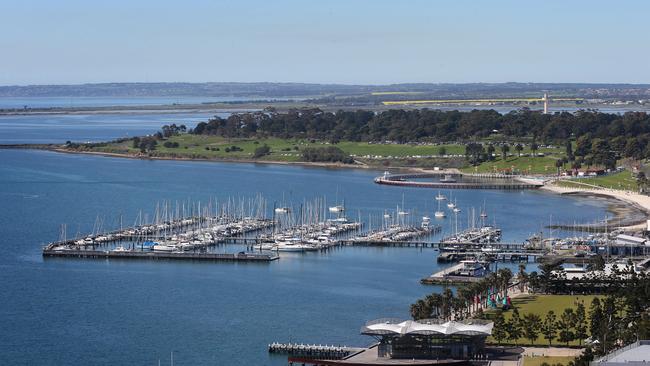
361, 318, 493, 337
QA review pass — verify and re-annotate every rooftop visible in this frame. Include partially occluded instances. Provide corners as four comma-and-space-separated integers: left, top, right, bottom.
594, 340, 650, 365
361, 318, 493, 337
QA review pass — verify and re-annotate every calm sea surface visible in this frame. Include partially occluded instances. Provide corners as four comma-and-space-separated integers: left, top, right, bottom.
0, 145, 609, 365
0, 113, 222, 144
0, 96, 300, 109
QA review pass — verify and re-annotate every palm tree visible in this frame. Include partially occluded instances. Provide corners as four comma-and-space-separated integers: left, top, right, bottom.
518, 264, 528, 293
515, 143, 523, 157
500, 143, 510, 160
498, 268, 513, 298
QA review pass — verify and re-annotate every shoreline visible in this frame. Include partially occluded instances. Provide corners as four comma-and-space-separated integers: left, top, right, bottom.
540, 184, 650, 230
4, 145, 648, 231
0, 144, 399, 172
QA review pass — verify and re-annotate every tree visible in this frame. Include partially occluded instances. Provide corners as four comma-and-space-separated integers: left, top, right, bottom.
531, 142, 539, 156
566, 140, 575, 161
253, 144, 271, 158
500, 143, 510, 160
507, 308, 523, 345
493, 311, 508, 345
465, 142, 485, 165
515, 143, 524, 157
522, 313, 542, 345
132, 136, 140, 149
487, 144, 496, 161
589, 298, 604, 343
438, 146, 447, 156
574, 302, 588, 346
555, 159, 564, 175
541, 311, 558, 346
558, 308, 576, 346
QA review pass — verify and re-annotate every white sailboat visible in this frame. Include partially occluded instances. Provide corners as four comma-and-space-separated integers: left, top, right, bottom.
480, 200, 488, 218
435, 191, 447, 201
434, 198, 446, 218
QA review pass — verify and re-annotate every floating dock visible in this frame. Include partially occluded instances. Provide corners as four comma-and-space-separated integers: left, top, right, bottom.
43, 249, 279, 262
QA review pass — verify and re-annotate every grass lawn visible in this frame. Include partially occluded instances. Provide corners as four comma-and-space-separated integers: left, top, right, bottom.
552, 170, 638, 191
87, 134, 569, 170
487, 294, 599, 346
90, 135, 472, 162
462, 156, 563, 175
524, 356, 576, 366
573, 170, 638, 191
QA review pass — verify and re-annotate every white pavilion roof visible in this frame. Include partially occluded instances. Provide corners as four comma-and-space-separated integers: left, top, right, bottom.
361, 319, 493, 337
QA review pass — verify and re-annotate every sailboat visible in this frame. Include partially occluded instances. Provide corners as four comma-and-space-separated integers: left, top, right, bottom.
452, 199, 461, 213
435, 191, 447, 201
434, 197, 446, 218
480, 200, 488, 218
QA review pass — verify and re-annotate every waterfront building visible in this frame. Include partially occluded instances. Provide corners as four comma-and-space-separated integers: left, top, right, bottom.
591, 340, 650, 366
360, 318, 493, 360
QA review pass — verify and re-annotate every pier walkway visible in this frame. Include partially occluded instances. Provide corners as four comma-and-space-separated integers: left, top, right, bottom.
43, 249, 279, 262
374, 173, 542, 190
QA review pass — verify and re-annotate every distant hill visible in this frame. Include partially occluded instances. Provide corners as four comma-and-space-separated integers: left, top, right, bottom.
1, 82, 649, 99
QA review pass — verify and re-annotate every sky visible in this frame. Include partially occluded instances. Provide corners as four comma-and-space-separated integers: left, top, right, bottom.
1, 0, 649, 86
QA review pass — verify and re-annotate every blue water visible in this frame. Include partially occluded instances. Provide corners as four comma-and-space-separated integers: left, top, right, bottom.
0, 96, 300, 109
0, 113, 223, 144
0, 148, 610, 365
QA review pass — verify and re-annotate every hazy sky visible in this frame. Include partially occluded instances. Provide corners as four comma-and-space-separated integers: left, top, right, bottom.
1, 0, 649, 85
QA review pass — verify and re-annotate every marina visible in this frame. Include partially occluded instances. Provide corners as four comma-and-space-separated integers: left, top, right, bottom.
2, 148, 639, 366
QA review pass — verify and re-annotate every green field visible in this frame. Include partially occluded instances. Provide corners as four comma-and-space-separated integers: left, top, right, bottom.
488, 294, 599, 346
552, 170, 638, 191
462, 156, 563, 175
83, 134, 569, 171
524, 356, 576, 366
574, 171, 638, 190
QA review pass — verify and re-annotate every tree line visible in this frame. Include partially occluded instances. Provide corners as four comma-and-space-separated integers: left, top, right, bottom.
190, 108, 650, 163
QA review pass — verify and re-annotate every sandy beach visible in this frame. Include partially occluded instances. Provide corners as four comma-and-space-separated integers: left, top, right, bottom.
541, 184, 650, 230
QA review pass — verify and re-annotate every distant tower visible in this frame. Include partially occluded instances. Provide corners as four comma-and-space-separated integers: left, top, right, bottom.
543, 93, 549, 114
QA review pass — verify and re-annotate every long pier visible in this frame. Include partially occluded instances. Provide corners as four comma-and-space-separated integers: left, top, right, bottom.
43, 249, 279, 262
268, 342, 361, 360
374, 173, 542, 190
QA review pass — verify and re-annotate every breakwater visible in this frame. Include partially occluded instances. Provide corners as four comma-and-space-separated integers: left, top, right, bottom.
374, 172, 543, 190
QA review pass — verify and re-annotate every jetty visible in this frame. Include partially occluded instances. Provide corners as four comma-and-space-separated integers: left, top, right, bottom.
374, 172, 543, 190
43, 248, 279, 262
421, 262, 487, 285
268, 342, 362, 360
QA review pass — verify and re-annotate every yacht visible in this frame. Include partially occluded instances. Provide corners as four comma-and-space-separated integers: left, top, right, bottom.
328, 205, 345, 213
112, 246, 129, 252
435, 191, 447, 201
153, 243, 177, 252
275, 241, 309, 252
274, 207, 290, 214
434, 198, 446, 218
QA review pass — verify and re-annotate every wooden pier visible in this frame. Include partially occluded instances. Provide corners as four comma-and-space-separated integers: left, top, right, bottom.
43, 249, 279, 262
268, 342, 361, 360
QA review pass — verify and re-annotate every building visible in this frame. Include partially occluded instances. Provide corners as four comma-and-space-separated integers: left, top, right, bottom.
360, 318, 493, 360
591, 340, 650, 366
